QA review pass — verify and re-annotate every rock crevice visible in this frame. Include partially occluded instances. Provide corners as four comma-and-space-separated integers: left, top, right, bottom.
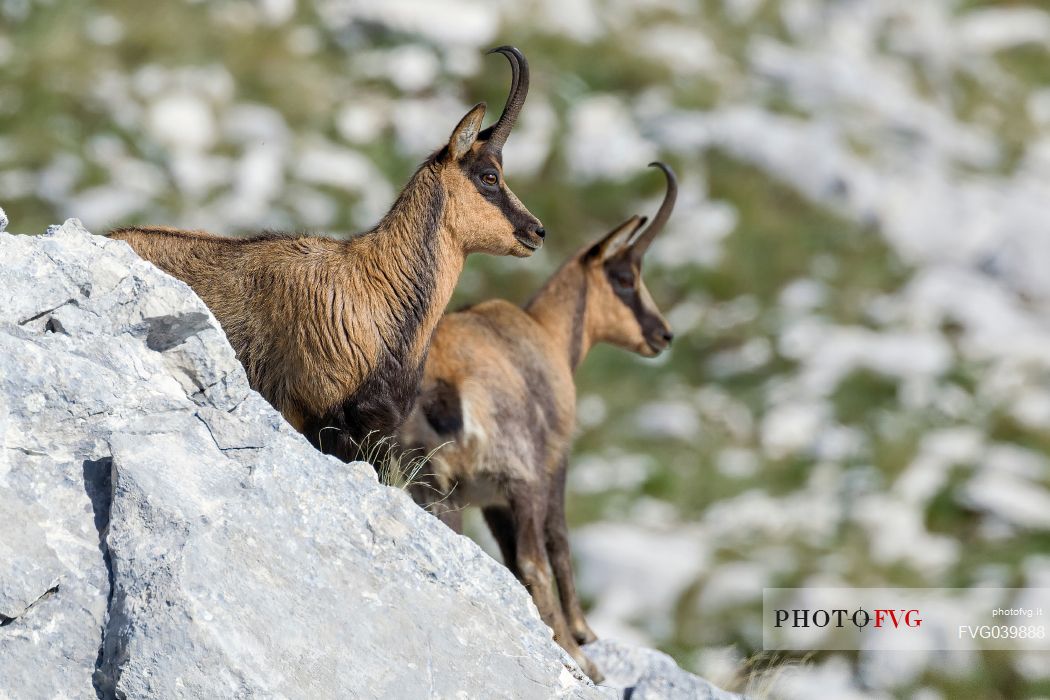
0, 584, 60, 627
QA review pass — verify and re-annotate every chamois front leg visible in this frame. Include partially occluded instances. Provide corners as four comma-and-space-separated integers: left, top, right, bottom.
410, 475, 464, 534
436, 508, 463, 533
410, 489, 464, 533
545, 460, 598, 645
506, 482, 603, 683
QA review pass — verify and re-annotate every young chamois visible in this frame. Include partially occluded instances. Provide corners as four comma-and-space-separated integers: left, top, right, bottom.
400, 163, 677, 681
111, 47, 545, 461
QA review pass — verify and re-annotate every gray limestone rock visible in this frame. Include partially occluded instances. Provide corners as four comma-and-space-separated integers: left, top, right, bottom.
0, 220, 738, 699
585, 640, 747, 699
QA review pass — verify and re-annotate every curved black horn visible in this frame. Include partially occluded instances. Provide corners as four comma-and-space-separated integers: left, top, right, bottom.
478, 46, 529, 152
630, 162, 678, 259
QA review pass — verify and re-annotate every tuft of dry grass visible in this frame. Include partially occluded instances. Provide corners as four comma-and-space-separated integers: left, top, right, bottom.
724, 652, 815, 699
325, 429, 461, 516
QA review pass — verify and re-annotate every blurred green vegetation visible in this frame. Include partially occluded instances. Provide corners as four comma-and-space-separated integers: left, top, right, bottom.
4, 1, 1050, 697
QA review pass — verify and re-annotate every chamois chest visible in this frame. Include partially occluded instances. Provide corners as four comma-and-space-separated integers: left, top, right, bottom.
308, 350, 428, 459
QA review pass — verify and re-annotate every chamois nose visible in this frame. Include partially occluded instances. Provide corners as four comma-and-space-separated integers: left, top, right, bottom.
662, 329, 674, 344
534, 226, 546, 239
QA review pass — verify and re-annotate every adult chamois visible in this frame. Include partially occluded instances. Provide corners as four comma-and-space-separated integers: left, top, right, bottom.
111, 47, 544, 461
400, 163, 678, 681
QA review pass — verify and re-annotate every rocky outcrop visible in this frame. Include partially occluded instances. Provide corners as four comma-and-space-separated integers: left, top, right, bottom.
585, 641, 744, 699
0, 219, 740, 699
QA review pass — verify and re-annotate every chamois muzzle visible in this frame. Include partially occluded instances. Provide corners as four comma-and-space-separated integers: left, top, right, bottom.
645, 325, 674, 354
479, 46, 529, 153
515, 223, 546, 252
629, 162, 677, 261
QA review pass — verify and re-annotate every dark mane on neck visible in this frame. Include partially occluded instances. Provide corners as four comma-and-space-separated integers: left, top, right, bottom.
368, 162, 445, 344
525, 255, 591, 370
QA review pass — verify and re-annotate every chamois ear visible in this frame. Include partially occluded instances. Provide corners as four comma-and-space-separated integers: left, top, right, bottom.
447, 102, 487, 161
584, 215, 647, 262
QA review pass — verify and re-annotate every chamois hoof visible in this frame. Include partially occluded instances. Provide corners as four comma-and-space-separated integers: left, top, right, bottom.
572, 622, 598, 646
578, 654, 604, 685
567, 645, 604, 684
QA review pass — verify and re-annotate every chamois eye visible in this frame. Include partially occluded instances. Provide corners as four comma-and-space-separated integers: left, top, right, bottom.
480, 172, 499, 187
611, 273, 634, 291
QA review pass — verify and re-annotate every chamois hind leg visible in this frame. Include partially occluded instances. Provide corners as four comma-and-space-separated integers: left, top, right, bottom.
483, 505, 520, 578
545, 460, 597, 645
506, 481, 603, 683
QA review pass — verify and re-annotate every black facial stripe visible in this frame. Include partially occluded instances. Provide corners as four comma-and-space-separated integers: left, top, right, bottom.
460, 154, 500, 183
458, 155, 535, 231
604, 257, 663, 337
496, 189, 537, 231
